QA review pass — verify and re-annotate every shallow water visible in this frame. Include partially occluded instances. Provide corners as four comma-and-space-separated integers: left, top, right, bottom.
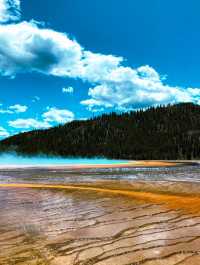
0, 164, 200, 184
0, 164, 200, 264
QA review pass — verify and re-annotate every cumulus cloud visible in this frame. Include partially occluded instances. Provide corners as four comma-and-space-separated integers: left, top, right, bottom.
79, 51, 123, 83
0, 126, 9, 137
9, 104, 28, 113
43, 107, 75, 123
81, 65, 199, 111
0, 3, 200, 111
9, 107, 75, 130
0, 103, 28, 114
8, 118, 50, 129
0, 21, 83, 77
0, 19, 123, 83
62, 86, 74, 93
0, 0, 20, 23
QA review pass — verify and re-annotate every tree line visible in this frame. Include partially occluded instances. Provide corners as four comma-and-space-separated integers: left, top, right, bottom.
1, 103, 200, 160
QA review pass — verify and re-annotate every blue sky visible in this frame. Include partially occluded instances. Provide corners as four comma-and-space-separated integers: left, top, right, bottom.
0, 0, 200, 138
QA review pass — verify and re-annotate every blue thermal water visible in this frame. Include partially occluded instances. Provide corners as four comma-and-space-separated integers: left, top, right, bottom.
0, 153, 129, 165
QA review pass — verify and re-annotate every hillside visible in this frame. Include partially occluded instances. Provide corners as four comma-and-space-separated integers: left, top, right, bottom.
1, 103, 200, 160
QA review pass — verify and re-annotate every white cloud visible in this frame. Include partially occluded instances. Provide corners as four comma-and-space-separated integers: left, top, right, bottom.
81, 65, 200, 111
0, 21, 83, 77
43, 107, 75, 123
62, 86, 74, 93
0, 103, 28, 114
8, 118, 50, 129
0, 0, 20, 23
9, 104, 28, 113
0, 20, 122, 82
79, 51, 123, 83
8, 107, 75, 130
81, 98, 110, 112
0, 126, 9, 137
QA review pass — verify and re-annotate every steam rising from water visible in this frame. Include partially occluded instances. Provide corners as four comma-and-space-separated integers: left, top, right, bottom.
0, 153, 128, 166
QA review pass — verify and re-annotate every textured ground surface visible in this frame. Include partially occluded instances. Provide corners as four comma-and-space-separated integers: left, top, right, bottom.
0, 165, 200, 265
0, 184, 200, 264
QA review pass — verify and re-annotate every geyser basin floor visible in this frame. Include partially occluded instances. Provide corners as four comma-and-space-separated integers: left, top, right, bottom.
1, 182, 200, 265
0, 165, 200, 265
1, 182, 200, 213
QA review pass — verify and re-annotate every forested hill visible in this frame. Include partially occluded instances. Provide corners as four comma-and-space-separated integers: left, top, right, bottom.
1, 103, 200, 160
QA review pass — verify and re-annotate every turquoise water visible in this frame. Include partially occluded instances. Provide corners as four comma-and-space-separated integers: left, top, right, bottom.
0, 153, 128, 166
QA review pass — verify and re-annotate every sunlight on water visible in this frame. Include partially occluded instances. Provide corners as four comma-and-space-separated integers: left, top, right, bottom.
0, 153, 128, 166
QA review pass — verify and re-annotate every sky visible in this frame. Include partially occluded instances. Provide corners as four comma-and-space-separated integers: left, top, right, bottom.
0, 0, 200, 138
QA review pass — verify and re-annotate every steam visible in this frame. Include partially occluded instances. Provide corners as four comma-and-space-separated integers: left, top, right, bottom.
0, 152, 127, 166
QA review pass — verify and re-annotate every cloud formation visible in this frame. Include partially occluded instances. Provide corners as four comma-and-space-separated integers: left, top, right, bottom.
0, 104, 27, 114
81, 65, 200, 111
43, 107, 75, 123
0, 21, 83, 77
62, 86, 74, 93
9, 107, 75, 130
8, 118, 50, 129
9, 104, 27, 113
0, 0, 20, 23
0, 1, 200, 112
